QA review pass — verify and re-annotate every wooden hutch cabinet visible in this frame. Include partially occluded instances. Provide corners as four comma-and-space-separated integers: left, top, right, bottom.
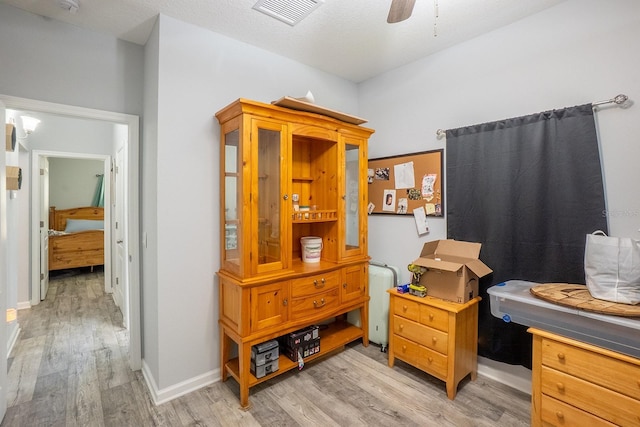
215, 98, 374, 408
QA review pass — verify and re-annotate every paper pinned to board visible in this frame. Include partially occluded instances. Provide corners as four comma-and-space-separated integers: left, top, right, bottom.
413, 206, 429, 235
394, 161, 415, 189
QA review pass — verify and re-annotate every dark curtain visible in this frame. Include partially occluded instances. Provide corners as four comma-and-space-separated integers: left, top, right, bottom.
446, 104, 608, 367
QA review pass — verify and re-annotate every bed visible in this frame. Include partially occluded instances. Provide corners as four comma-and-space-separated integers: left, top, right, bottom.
48, 206, 105, 271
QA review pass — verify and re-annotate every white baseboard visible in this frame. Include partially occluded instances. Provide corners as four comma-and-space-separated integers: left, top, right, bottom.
477, 356, 531, 395
141, 360, 221, 405
17, 301, 31, 310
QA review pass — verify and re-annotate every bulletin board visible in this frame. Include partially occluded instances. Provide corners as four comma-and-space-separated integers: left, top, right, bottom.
367, 149, 443, 216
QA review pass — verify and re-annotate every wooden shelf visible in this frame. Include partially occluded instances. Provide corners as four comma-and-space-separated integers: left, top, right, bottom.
292, 210, 337, 223
224, 320, 363, 388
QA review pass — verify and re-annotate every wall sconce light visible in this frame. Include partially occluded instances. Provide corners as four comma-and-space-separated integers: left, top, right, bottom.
21, 116, 41, 135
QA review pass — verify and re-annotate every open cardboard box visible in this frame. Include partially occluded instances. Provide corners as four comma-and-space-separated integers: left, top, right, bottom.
413, 239, 492, 303
6, 166, 21, 191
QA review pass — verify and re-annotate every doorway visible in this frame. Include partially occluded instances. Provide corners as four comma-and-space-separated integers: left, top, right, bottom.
1, 94, 141, 371
35, 153, 112, 301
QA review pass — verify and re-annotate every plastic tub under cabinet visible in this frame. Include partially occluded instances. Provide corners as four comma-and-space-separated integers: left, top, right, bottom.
487, 280, 640, 359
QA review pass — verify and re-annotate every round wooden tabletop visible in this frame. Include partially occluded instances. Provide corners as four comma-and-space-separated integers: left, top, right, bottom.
530, 283, 640, 317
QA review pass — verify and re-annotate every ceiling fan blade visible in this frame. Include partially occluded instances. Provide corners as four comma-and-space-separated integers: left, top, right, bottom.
387, 0, 416, 23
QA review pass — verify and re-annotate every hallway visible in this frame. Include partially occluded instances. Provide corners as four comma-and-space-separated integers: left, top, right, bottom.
2, 268, 135, 425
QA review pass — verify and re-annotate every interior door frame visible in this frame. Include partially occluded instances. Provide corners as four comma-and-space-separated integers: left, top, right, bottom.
1, 94, 142, 371
33, 151, 112, 298
0, 100, 9, 422
39, 156, 49, 301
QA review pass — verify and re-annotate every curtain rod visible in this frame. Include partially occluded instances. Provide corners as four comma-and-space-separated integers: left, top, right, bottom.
435, 93, 631, 138
592, 93, 629, 107
96, 173, 104, 177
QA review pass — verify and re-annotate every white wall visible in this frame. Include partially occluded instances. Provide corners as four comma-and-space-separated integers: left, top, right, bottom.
4, 127, 20, 350
141, 16, 160, 395
0, 4, 144, 116
48, 158, 104, 209
141, 13, 360, 399
360, 0, 640, 284
27, 113, 117, 155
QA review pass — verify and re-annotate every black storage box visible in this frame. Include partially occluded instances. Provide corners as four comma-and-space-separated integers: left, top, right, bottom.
280, 325, 320, 361
284, 338, 320, 361
282, 325, 319, 348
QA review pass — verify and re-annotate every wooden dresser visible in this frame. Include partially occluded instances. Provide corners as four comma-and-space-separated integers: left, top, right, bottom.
387, 289, 480, 399
530, 327, 640, 426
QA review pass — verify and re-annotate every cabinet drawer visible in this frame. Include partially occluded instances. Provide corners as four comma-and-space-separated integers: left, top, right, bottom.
541, 366, 640, 426
393, 335, 448, 379
541, 337, 640, 400
393, 315, 448, 355
392, 297, 420, 322
291, 271, 340, 298
419, 304, 449, 333
291, 287, 339, 319
541, 394, 617, 427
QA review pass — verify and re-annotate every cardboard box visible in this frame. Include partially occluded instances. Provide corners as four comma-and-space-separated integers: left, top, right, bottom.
6, 166, 21, 191
412, 239, 492, 303
6, 124, 16, 151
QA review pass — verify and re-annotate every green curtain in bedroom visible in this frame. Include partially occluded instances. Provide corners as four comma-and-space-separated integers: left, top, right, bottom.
92, 174, 105, 207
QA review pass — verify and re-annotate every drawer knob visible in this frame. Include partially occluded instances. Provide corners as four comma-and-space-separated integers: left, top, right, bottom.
427, 357, 433, 363
313, 279, 326, 288
313, 298, 326, 308
432, 337, 438, 344
402, 345, 407, 352
283, 298, 288, 306
555, 411, 564, 420
556, 382, 565, 392
429, 313, 434, 321
399, 324, 404, 331
557, 352, 565, 361
402, 305, 408, 312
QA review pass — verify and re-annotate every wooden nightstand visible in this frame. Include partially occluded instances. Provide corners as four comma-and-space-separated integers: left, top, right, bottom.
387, 289, 480, 399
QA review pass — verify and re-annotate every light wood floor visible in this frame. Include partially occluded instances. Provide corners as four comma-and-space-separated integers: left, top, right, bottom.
2, 269, 531, 426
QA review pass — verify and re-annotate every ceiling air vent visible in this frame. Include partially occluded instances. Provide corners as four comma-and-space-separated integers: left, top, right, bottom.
253, 0, 324, 26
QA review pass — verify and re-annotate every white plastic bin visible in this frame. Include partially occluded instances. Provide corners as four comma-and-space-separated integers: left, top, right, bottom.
487, 280, 640, 358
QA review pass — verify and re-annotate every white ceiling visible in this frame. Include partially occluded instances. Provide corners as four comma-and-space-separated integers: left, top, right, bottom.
1, 0, 567, 82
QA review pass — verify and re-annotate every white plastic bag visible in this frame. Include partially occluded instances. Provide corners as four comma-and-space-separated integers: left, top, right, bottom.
584, 231, 640, 305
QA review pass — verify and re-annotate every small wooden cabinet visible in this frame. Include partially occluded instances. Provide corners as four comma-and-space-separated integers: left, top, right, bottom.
216, 99, 374, 408
387, 289, 480, 399
530, 328, 640, 426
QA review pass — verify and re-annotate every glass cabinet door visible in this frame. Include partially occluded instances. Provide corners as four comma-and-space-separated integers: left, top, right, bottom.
222, 125, 241, 276
342, 138, 366, 259
252, 119, 289, 275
